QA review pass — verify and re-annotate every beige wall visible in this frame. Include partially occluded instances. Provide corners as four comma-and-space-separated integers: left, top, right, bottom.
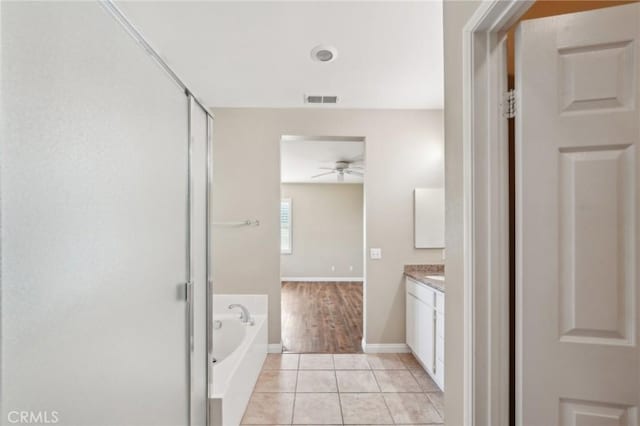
211, 108, 444, 345
280, 183, 364, 279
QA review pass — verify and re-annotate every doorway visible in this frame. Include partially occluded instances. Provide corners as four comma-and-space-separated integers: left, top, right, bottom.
279, 136, 366, 353
463, 1, 640, 424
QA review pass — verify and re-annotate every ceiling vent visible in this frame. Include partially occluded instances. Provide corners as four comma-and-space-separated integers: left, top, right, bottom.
305, 95, 339, 104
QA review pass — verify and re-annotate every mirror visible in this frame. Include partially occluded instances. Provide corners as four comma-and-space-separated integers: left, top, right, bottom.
414, 188, 445, 248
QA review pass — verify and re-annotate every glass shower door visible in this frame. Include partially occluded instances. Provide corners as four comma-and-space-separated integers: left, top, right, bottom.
1, 2, 195, 424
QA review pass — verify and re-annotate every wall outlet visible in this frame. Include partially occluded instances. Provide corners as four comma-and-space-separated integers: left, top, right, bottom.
331, 265, 335, 272
370, 248, 382, 260
349, 265, 353, 272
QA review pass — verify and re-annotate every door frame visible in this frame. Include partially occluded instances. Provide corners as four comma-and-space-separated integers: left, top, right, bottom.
461, 1, 532, 425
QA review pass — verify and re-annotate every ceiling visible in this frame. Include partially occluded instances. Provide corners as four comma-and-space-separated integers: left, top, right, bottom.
116, 1, 443, 109
281, 137, 365, 184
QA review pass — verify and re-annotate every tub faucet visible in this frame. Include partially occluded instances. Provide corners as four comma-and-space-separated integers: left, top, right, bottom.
228, 304, 254, 326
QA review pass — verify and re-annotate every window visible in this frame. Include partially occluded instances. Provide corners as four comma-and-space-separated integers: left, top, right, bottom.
280, 198, 292, 254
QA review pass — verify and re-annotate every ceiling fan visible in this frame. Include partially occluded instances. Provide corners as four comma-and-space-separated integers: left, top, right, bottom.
311, 159, 364, 182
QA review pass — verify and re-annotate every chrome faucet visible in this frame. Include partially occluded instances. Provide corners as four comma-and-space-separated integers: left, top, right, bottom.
228, 304, 254, 326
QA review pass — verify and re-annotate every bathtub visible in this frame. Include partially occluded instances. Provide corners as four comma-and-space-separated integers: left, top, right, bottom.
209, 295, 268, 426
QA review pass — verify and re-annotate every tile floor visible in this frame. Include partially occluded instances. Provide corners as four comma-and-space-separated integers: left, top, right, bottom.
241, 353, 444, 425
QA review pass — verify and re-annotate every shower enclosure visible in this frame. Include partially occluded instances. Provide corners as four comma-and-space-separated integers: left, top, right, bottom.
1, 2, 211, 425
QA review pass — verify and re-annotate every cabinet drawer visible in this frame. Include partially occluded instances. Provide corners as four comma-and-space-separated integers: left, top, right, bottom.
406, 278, 418, 297
435, 291, 445, 313
407, 278, 436, 306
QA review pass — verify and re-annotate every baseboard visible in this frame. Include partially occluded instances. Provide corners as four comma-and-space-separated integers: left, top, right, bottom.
267, 343, 283, 353
281, 277, 364, 282
361, 339, 410, 354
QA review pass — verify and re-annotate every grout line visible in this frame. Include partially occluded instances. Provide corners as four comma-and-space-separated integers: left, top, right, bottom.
370, 368, 397, 425
333, 356, 346, 426
425, 392, 445, 422
291, 362, 300, 426
369, 370, 383, 393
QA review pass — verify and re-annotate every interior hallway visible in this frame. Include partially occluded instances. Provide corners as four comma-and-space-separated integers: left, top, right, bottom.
281, 282, 363, 353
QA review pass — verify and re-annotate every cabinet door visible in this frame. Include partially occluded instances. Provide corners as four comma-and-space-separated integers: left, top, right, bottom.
406, 292, 416, 351
435, 312, 445, 390
416, 298, 435, 374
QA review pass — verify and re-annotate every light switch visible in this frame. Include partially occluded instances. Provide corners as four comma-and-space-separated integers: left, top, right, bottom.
370, 248, 382, 260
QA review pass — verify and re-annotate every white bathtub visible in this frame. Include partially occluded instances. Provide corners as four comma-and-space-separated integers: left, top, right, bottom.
209, 296, 268, 426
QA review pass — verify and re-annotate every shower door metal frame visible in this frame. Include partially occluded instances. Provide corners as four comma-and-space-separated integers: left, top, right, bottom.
101, 2, 214, 425
206, 111, 214, 426
187, 95, 214, 426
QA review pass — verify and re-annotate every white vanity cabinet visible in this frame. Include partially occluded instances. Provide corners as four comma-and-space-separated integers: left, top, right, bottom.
434, 291, 445, 389
406, 277, 444, 391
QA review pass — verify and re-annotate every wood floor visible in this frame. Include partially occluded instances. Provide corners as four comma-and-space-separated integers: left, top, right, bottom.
281, 282, 363, 353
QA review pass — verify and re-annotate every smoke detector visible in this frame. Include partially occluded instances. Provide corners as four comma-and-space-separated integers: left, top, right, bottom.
311, 45, 338, 63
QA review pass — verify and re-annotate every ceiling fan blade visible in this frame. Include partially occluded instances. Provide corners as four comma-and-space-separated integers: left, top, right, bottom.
344, 155, 364, 163
349, 165, 364, 170
311, 170, 336, 179
344, 170, 364, 176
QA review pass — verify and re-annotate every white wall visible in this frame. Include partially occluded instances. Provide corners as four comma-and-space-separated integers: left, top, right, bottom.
443, 2, 483, 426
211, 108, 444, 345
280, 183, 364, 279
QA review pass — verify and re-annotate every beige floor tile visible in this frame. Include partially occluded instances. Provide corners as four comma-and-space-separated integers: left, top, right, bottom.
262, 353, 300, 370
297, 370, 338, 392
293, 393, 342, 424
336, 370, 380, 393
366, 354, 406, 370
383, 393, 443, 424
397, 353, 423, 370
254, 370, 297, 392
427, 391, 445, 419
340, 393, 393, 425
333, 354, 371, 370
373, 370, 422, 392
410, 369, 441, 392
299, 354, 335, 370
241, 392, 295, 425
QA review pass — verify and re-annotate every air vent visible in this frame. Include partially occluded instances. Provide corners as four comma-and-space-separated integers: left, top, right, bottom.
305, 95, 339, 104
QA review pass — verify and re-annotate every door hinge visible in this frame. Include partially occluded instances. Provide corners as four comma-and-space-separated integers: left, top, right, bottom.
502, 89, 516, 119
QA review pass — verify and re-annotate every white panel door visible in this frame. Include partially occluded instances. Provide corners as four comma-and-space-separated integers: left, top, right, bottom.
516, 4, 639, 425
